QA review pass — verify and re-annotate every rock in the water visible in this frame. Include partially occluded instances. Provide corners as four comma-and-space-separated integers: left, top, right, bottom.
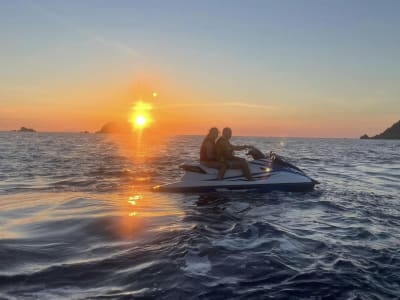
18, 127, 36, 132
96, 122, 132, 134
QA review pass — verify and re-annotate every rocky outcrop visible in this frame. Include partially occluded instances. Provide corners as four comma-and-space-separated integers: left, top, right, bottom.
360, 120, 400, 139
18, 127, 36, 132
96, 122, 132, 134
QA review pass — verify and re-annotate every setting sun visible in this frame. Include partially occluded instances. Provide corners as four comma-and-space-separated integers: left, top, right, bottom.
129, 101, 153, 130
135, 115, 147, 127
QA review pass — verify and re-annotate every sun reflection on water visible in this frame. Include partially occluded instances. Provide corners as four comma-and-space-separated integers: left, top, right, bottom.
128, 194, 142, 217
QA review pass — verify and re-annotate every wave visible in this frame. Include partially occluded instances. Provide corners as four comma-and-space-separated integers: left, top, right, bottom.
1, 134, 400, 299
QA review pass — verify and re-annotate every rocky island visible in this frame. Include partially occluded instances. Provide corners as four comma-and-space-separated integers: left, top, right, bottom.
360, 120, 400, 139
96, 122, 132, 134
18, 127, 36, 132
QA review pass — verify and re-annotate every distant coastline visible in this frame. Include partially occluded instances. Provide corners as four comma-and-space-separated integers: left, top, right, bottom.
2, 122, 399, 139
360, 120, 400, 140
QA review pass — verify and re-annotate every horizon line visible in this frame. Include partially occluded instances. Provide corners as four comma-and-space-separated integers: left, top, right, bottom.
0, 130, 369, 140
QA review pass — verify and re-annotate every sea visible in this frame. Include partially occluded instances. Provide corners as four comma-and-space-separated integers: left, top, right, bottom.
0, 132, 399, 299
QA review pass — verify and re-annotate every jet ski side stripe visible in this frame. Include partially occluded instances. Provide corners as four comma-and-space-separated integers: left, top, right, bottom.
203, 166, 308, 181
156, 182, 316, 193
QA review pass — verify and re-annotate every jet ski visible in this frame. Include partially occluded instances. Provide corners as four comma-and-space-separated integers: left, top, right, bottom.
153, 148, 319, 193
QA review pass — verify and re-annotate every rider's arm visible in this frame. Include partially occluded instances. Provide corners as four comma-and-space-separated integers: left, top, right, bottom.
219, 140, 235, 160
231, 144, 253, 151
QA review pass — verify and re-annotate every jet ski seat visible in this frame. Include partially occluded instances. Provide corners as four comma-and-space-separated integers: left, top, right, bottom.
180, 163, 218, 175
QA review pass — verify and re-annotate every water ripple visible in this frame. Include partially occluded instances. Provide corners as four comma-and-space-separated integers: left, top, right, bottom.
0, 133, 399, 299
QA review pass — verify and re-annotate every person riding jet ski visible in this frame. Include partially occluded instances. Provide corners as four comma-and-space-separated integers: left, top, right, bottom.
199, 127, 227, 180
216, 127, 254, 181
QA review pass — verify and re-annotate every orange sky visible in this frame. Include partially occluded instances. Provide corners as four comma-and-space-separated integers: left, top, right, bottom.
0, 72, 394, 138
0, 74, 396, 137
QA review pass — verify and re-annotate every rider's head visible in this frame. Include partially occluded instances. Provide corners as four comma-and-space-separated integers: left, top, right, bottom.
222, 127, 232, 140
208, 127, 219, 140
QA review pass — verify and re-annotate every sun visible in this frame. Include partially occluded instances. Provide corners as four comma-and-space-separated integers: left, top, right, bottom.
135, 115, 147, 127
129, 101, 153, 130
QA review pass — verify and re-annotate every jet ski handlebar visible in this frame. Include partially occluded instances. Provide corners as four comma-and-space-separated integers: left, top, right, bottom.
247, 148, 299, 174
247, 148, 279, 161
246, 147, 266, 160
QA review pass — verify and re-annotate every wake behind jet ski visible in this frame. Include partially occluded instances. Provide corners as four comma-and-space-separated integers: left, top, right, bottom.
153, 149, 319, 193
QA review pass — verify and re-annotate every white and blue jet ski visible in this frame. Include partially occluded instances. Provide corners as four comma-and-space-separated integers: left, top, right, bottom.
153, 148, 319, 193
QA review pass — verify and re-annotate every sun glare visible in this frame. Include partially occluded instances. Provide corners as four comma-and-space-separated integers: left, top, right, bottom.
135, 115, 147, 127
130, 101, 153, 130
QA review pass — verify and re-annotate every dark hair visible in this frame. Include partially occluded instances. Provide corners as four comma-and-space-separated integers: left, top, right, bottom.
208, 127, 218, 136
222, 127, 232, 136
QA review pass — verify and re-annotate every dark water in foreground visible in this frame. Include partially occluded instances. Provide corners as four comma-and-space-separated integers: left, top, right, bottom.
0, 132, 399, 299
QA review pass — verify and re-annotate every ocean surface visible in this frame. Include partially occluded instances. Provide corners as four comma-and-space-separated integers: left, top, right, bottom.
0, 132, 399, 299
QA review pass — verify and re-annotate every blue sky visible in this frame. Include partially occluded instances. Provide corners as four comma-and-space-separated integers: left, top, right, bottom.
1, 0, 399, 136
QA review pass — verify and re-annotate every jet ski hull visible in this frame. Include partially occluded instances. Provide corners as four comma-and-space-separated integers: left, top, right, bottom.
153, 181, 316, 193
153, 155, 318, 193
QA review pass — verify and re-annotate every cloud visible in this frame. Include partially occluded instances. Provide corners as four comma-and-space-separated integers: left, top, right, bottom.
156, 101, 278, 110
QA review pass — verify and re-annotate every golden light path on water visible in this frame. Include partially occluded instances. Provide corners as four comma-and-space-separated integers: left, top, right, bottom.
100, 114, 184, 240
0, 188, 185, 256
115, 188, 185, 240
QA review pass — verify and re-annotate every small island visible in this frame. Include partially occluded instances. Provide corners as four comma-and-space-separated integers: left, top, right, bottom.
360, 120, 400, 139
96, 122, 132, 134
18, 126, 36, 133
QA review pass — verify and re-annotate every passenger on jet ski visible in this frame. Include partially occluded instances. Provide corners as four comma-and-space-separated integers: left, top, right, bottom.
199, 127, 227, 180
216, 127, 254, 181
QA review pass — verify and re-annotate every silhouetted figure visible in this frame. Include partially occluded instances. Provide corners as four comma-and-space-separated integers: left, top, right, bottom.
216, 127, 254, 181
200, 127, 227, 180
